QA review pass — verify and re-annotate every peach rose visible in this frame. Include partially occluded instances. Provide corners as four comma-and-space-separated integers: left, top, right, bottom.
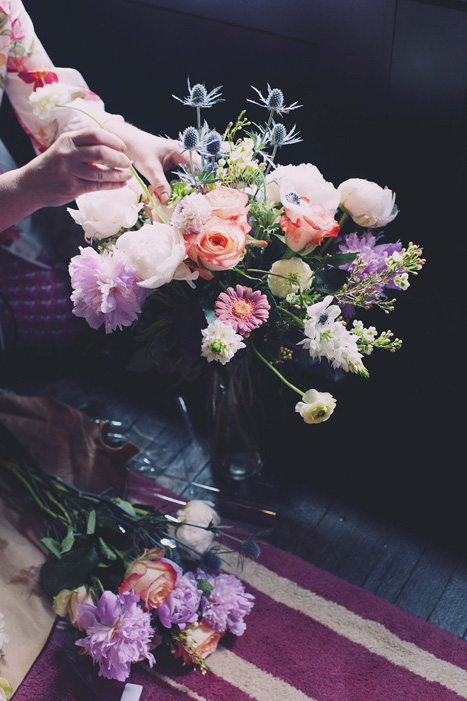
119, 549, 177, 610
53, 586, 96, 631
173, 623, 222, 664
205, 184, 250, 221
186, 216, 248, 272
280, 198, 339, 252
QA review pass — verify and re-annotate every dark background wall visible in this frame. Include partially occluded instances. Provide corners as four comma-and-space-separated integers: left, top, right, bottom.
4, 0, 467, 550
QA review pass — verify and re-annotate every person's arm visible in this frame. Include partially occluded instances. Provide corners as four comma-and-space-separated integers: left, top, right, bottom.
0, 128, 132, 231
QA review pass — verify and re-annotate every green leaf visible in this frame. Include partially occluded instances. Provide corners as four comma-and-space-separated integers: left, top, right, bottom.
98, 537, 118, 561
61, 525, 75, 554
114, 499, 136, 516
197, 578, 214, 595
314, 252, 357, 266
40, 537, 62, 559
39, 546, 100, 597
86, 509, 97, 535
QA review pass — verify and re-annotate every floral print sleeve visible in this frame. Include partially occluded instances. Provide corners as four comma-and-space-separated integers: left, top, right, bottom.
0, 0, 120, 154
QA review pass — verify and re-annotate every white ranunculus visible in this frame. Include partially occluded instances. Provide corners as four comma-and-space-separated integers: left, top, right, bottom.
115, 222, 188, 289
68, 179, 143, 241
295, 389, 337, 424
176, 500, 221, 554
265, 163, 340, 211
268, 258, 313, 298
337, 178, 398, 228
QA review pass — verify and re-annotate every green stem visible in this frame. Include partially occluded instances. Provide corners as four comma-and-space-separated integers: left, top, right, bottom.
0, 459, 67, 525
251, 341, 304, 397
56, 103, 169, 224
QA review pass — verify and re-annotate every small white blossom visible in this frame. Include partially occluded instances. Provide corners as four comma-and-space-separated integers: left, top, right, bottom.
295, 389, 336, 424
268, 258, 313, 298
394, 273, 410, 290
201, 319, 246, 364
29, 83, 70, 120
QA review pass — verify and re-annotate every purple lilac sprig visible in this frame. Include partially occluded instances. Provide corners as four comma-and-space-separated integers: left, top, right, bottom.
335, 231, 424, 314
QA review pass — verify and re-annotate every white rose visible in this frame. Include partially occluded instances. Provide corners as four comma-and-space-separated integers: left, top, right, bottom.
115, 222, 188, 289
268, 258, 313, 298
176, 500, 221, 554
337, 178, 398, 228
68, 178, 143, 241
265, 163, 340, 211
295, 389, 337, 424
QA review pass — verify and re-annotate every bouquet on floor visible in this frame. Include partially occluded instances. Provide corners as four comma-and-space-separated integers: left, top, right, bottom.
0, 423, 257, 682
31, 80, 425, 424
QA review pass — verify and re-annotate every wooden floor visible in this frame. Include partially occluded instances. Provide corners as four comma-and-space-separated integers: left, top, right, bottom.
3, 362, 467, 644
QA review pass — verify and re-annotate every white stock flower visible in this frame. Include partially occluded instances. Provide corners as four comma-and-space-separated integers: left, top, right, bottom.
295, 389, 336, 424
268, 258, 313, 298
68, 179, 143, 241
201, 319, 246, 364
176, 500, 221, 554
299, 297, 367, 375
115, 222, 188, 289
29, 83, 71, 119
265, 163, 340, 211
338, 178, 398, 228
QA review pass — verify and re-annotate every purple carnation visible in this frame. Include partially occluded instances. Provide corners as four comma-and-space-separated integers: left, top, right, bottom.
76, 590, 155, 682
69, 246, 148, 334
157, 571, 202, 630
200, 573, 255, 636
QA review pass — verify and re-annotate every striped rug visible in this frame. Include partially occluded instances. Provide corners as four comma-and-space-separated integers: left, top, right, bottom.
13, 477, 467, 701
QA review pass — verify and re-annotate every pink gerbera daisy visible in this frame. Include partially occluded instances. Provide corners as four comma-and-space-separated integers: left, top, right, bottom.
214, 285, 270, 337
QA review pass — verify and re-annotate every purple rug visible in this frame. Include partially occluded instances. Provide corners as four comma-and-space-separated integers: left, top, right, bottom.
12, 473, 467, 700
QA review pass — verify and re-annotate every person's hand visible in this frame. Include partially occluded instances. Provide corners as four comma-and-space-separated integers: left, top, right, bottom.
22, 128, 133, 209
104, 120, 195, 203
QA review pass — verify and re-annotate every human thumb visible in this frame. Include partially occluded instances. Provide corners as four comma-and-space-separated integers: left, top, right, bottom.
148, 162, 171, 204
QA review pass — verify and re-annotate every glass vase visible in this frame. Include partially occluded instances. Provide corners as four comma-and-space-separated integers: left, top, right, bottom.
208, 353, 265, 480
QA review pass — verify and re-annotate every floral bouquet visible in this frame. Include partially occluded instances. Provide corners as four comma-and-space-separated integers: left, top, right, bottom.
28, 78, 424, 429
0, 422, 257, 683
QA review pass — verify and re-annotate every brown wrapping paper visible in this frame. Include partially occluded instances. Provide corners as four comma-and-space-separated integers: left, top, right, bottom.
0, 394, 138, 692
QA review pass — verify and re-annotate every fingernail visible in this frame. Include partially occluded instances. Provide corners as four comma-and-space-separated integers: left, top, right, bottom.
160, 193, 170, 204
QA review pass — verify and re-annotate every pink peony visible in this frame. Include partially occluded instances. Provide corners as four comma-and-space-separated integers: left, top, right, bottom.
214, 285, 270, 337
69, 246, 148, 334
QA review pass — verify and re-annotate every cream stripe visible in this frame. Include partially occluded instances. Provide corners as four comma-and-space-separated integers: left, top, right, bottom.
154, 673, 208, 700
208, 648, 317, 701
223, 553, 467, 698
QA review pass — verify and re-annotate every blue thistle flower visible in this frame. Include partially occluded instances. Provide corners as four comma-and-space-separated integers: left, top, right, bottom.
203, 131, 222, 156
248, 84, 301, 115
240, 538, 261, 559
173, 78, 224, 109
181, 126, 199, 151
270, 121, 302, 147
200, 550, 223, 572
